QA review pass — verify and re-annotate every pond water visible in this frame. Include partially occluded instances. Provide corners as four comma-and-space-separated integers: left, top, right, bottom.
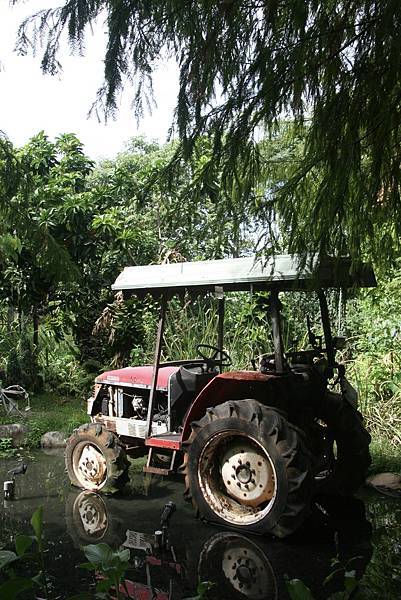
0, 450, 400, 599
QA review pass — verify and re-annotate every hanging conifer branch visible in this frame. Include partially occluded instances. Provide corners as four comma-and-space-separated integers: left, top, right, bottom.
12, 0, 401, 265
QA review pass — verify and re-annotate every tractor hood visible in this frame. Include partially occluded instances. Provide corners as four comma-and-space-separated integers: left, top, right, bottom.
95, 365, 179, 391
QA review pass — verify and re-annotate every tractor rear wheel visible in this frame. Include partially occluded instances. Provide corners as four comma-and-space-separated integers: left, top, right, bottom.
183, 400, 313, 538
65, 423, 130, 494
321, 393, 371, 494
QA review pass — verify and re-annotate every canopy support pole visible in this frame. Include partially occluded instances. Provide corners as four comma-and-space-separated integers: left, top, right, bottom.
146, 294, 167, 438
318, 289, 335, 377
217, 296, 225, 372
270, 289, 285, 374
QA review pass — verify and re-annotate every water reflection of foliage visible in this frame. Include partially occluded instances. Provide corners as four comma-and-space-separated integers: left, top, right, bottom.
361, 496, 401, 598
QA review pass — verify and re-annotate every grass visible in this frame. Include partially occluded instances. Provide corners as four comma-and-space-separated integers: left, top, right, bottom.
0, 390, 399, 477
369, 437, 401, 474
0, 391, 89, 449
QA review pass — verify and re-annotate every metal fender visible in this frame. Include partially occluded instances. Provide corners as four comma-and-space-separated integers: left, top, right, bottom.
181, 371, 281, 441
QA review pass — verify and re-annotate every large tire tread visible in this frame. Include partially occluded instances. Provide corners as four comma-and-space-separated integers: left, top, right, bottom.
65, 422, 130, 494
183, 399, 313, 538
321, 393, 371, 494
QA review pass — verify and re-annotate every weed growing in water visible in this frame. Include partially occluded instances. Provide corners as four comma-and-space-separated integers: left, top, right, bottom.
0, 438, 16, 458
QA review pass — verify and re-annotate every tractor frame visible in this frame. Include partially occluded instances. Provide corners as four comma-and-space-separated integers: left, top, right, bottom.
65, 255, 376, 537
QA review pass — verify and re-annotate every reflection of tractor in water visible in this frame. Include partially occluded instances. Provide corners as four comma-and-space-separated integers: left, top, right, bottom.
65, 255, 375, 537
66, 490, 372, 599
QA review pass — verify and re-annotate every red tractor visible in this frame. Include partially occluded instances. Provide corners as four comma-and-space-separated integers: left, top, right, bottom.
65, 255, 375, 538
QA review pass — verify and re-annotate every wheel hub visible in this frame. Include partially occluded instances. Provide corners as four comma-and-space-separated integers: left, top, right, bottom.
237, 564, 253, 583
78, 444, 107, 488
221, 443, 275, 507
236, 464, 252, 484
222, 545, 271, 599
77, 493, 108, 537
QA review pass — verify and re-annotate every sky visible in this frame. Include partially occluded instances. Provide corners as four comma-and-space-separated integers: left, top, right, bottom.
0, 1, 178, 160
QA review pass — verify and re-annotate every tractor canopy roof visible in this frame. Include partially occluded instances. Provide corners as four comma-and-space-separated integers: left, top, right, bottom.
112, 255, 376, 296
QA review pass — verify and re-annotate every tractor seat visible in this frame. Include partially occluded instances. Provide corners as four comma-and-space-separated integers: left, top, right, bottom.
169, 365, 217, 424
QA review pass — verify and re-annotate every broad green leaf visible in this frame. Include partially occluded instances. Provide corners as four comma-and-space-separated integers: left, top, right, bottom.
197, 581, 213, 595
0, 551, 19, 570
15, 535, 34, 557
79, 562, 96, 572
82, 543, 113, 566
344, 570, 358, 593
286, 578, 315, 600
30, 506, 43, 541
95, 577, 113, 593
115, 548, 130, 563
0, 576, 34, 599
32, 572, 44, 585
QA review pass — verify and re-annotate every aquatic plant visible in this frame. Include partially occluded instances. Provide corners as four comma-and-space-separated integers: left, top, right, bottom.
0, 438, 16, 458
0, 505, 50, 599
80, 543, 130, 600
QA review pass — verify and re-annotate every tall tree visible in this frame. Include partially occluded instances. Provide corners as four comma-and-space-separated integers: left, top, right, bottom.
0, 133, 24, 266
13, 0, 401, 264
0, 133, 93, 343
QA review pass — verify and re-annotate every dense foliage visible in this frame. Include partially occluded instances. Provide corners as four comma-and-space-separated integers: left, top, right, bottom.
0, 132, 263, 386
13, 0, 401, 265
0, 130, 400, 456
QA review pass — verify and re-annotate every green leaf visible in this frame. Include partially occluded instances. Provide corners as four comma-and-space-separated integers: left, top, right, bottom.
115, 548, 130, 563
344, 570, 358, 593
197, 581, 213, 595
0, 576, 34, 599
79, 562, 96, 572
32, 572, 44, 585
15, 535, 34, 557
30, 506, 43, 541
0, 551, 19, 570
286, 578, 315, 600
95, 577, 113, 593
323, 568, 344, 585
82, 543, 113, 566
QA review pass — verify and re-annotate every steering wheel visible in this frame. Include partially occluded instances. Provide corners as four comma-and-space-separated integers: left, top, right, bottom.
196, 344, 232, 369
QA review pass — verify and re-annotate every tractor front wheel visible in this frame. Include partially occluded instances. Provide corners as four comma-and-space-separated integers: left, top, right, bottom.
184, 400, 312, 538
65, 423, 130, 494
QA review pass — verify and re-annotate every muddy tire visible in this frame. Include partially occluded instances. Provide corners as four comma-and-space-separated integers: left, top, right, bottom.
183, 400, 313, 538
321, 394, 371, 494
65, 423, 130, 494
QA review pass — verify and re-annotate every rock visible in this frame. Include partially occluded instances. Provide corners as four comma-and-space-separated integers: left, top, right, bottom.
366, 472, 401, 498
366, 472, 401, 489
41, 431, 67, 448
0, 423, 28, 447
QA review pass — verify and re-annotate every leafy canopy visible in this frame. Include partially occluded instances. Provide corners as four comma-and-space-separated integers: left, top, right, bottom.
13, 0, 401, 264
